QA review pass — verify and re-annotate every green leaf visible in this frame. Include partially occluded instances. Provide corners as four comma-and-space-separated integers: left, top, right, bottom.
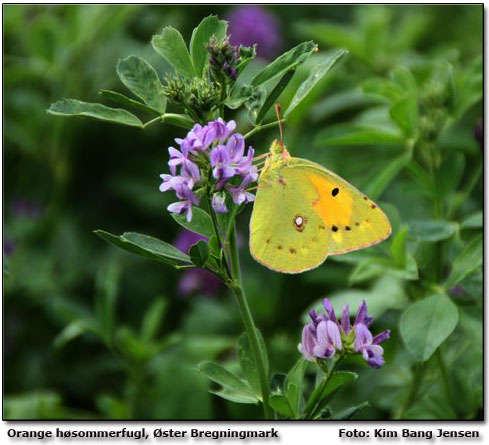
226, 84, 254, 109
210, 389, 259, 404
48, 99, 142, 127
390, 95, 417, 137
446, 234, 483, 288
390, 226, 408, 267
461, 211, 482, 229
391, 66, 417, 95
455, 56, 482, 118
321, 371, 358, 399
333, 401, 370, 419
53, 320, 94, 349
94, 230, 190, 266
255, 69, 296, 124
171, 207, 214, 237
94, 260, 120, 341
116, 326, 158, 362
269, 394, 294, 417
437, 153, 465, 198
316, 123, 403, 146
152, 27, 195, 77
363, 153, 411, 199
236, 45, 257, 74
255, 328, 269, 376
400, 294, 459, 361
348, 257, 392, 284
99, 90, 162, 115
190, 15, 227, 77
285, 49, 347, 117
245, 85, 266, 123
250, 41, 317, 87
208, 235, 222, 259
284, 359, 308, 417
305, 371, 357, 417
408, 220, 457, 242
197, 361, 256, 399
189, 240, 209, 267
363, 78, 405, 102
237, 333, 261, 396
140, 298, 167, 342
116, 55, 167, 113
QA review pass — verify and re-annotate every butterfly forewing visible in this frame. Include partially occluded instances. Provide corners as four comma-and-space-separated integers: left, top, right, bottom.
249, 157, 391, 274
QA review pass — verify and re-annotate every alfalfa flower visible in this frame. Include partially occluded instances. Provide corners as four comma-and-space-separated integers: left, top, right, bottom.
160, 119, 257, 222
299, 299, 390, 369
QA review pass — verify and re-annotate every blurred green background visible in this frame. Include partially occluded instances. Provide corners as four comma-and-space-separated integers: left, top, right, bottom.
4, 4, 482, 419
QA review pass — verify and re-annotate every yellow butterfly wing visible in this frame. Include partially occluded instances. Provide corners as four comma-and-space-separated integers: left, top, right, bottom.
249, 157, 391, 273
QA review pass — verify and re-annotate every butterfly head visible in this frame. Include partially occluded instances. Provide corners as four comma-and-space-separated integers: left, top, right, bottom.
269, 139, 290, 162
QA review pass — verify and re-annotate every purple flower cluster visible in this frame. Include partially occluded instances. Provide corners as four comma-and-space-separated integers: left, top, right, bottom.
160, 119, 257, 221
299, 299, 390, 369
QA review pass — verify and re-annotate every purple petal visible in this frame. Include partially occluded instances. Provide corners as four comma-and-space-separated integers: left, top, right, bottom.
354, 300, 368, 326
373, 329, 390, 345
212, 193, 228, 214
316, 321, 329, 349
309, 309, 319, 325
181, 161, 201, 183
365, 345, 385, 368
354, 323, 373, 352
323, 299, 337, 323
326, 320, 342, 350
167, 201, 187, 214
226, 134, 245, 162
341, 304, 350, 335
300, 324, 316, 362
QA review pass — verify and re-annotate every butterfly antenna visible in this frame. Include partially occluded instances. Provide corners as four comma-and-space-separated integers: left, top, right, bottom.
275, 103, 285, 150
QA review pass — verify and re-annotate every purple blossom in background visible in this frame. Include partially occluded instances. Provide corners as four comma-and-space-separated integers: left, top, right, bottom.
11, 199, 42, 219
174, 229, 221, 296
299, 299, 390, 369
227, 5, 282, 59
3, 239, 15, 256
160, 118, 257, 221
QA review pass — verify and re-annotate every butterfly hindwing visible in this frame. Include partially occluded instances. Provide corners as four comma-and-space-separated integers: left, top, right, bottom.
249, 167, 329, 273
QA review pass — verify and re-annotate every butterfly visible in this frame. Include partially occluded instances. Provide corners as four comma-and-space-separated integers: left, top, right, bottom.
249, 139, 392, 274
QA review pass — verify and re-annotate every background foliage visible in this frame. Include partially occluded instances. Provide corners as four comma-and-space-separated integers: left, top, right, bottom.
4, 4, 482, 420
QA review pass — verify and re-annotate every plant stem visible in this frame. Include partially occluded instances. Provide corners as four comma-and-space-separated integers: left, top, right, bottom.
436, 348, 456, 416
142, 115, 163, 129
302, 358, 341, 419
206, 193, 232, 281
396, 362, 425, 419
228, 224, 273, 419
243, 119, 284, 140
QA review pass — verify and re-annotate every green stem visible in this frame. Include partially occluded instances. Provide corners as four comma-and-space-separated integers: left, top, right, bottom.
244, 119, 284, 140
448, 162, 482, 219
396, 363, 425, 419
303, 358, 341, 419
228, 224, 273, 419
142, 115, 163, 129
436, 348, 456, 415
206, 193, 232, 281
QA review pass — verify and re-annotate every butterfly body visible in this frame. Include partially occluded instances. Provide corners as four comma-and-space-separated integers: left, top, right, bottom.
249, 141, 391, 274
